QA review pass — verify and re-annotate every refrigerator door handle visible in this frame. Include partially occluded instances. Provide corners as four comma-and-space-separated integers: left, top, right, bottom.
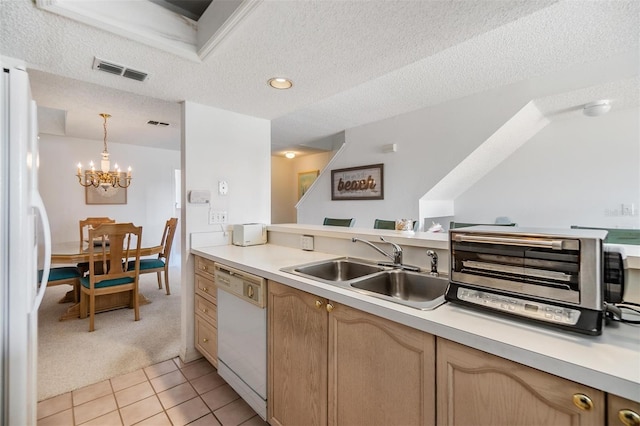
31, 191, 50, 312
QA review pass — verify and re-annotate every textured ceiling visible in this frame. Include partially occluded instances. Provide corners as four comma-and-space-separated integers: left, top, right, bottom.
0, 0, 638, 155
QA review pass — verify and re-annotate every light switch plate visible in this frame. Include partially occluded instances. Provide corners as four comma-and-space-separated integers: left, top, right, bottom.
301, 235, 314, 251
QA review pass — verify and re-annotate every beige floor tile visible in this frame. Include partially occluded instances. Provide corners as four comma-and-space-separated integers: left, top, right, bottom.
73, 394, 118, 425
111, 369, 148, 392
79, 409, 123, 426
238, 415, 268, 426
38, 392, 72, 419
190, 371, 227, 395
165, 397, 211, 426
72, 380, 113, 406
188, 413, 222, 426
200, 384, 240, 412
119, 395, 164, 426
37, 408, 73, 426
132, 411, 172, 426
180, 359, 216, 381
157, 382, 198, 410
214, 398, 256, 426
144, 359, 178, 379
149, 369, 187, 393
115, 381, 155, 408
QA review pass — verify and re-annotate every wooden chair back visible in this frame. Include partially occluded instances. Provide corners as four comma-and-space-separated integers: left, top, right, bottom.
79, 217, 116, 250
159, 218, 178, 264
80, 222, 142, 331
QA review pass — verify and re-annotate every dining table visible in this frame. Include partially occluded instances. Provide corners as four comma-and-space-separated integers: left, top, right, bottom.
50, 241, 163, 321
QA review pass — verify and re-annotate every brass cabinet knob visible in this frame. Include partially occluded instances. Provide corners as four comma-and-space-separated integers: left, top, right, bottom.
572, 393, 594, 411
326, 302, 335, 313
619, 409, 640, 426
200, 308, 208, 314
202, 338, 208, 343
315, 300, 323, 309
202, 287, 208, 292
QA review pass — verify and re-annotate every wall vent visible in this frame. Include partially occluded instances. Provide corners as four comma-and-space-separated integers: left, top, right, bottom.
147, 120, 170, 126
92, 57, 149, 82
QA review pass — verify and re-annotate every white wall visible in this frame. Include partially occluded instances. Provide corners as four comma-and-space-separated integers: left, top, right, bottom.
38, 134, 180, 247
297, 83, 532, 229
455, 107, 640, 228
298, 81, 639, 231
180, 101, 270, 362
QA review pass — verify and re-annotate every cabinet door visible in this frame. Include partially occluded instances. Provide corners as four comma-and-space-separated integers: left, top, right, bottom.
268, 281, 328, 426
436, 338, 604, 426
328, 303, 435, 426
608, 394, 640, 426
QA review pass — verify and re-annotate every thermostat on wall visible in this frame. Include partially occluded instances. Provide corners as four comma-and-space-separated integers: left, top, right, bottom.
188, 190, 210, 204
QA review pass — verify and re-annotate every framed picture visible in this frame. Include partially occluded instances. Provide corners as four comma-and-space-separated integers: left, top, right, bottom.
85, 177, 128, 205
298, 170, 319, 199
331, 163, 383, 200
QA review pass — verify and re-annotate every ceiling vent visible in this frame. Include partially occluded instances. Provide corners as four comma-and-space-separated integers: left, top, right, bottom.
147, 120, 170, 126
92, 57, 149, 82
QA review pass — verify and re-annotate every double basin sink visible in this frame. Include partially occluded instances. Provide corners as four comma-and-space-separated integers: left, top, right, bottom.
280, 257, 448, 310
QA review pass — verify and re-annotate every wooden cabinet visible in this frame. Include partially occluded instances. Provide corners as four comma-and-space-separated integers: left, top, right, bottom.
194, 256, 217, 367
267, 280, 435, 426
436, 337, 605, 426
608, 394, 640, 426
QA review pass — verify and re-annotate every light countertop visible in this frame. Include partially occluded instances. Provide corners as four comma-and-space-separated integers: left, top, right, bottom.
191, 243, 640, 401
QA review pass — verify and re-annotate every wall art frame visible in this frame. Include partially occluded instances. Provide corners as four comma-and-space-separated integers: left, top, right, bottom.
331, 163, 384, 201
298, 169, 319, 200
85, 175, 128, 205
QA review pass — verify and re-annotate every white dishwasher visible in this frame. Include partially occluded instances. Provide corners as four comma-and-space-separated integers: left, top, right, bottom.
214, 264, 267, 420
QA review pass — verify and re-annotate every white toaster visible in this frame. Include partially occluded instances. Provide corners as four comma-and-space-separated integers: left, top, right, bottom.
232, 223, 267, 246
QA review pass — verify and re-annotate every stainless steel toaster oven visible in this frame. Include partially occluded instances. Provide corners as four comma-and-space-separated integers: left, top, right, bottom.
445, 226, 609, 335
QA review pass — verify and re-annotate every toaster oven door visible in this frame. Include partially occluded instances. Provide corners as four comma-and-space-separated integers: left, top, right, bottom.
450, 233, 590, 305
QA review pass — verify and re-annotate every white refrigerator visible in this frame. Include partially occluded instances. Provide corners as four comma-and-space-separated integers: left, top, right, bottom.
1, 64, 52, 425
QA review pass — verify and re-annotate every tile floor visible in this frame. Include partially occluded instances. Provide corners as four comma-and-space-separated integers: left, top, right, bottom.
37, 357, 267, 426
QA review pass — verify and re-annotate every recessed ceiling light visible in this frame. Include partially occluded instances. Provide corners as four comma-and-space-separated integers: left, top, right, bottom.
285, 151, 295, 159
268, 77, 293, 90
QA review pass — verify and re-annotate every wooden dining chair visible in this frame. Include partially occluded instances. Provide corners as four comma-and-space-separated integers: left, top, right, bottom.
77, 217, 116, 275
79, 222, 142, 332
323, 217, 355, 227
128, 217, 178, 295
38, 266, 82, 303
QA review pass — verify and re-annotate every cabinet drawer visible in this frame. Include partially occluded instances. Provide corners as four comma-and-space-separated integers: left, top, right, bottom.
195, 274, 216, 304
195, 256, 216, 280
195, 294, 217, 327
195, 315, 217, 368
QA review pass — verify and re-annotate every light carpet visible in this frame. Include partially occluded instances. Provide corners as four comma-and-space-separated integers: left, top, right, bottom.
37, 269, 182, 401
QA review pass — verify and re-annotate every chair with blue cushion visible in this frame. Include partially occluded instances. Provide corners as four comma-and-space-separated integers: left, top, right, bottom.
38, 266, 82, 303
373, 219, 396, 230
323, 217, 355, 227
79, 222, 142, 332
128, 217, 178, 295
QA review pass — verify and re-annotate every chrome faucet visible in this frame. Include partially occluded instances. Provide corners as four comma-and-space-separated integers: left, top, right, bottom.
352, 236, 403, 265
426, 250, 438, 276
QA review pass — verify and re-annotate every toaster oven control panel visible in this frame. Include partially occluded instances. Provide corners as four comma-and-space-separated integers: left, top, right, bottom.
457, 288, 581, 325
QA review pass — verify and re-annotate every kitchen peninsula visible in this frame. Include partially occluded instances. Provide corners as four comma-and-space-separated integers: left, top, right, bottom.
191, 224, 640, 424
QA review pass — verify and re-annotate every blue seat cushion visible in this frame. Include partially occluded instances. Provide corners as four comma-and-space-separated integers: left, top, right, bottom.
80, 276, 134, 289
128, 259, 165, 271
38, 267, 81, 283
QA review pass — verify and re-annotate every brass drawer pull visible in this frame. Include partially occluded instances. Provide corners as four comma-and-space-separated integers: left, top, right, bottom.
619, 409, 640, 426
572, 393, 593, 411
315, 300, 323, 309
326, 302, 334, 313
202, 338, 208, 343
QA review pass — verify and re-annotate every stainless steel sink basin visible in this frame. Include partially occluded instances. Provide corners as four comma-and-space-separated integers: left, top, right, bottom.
281, 258, 448, 310
350, 270, 448, 310
281, 257, 385, 283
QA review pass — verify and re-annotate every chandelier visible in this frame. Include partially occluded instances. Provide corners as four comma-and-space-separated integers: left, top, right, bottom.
76, 113, 132, 190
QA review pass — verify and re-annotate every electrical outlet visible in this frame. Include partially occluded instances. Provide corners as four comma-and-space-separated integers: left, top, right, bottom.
220, 211, 227, 223
209, 209, 227, 224
301, 235, 314, 251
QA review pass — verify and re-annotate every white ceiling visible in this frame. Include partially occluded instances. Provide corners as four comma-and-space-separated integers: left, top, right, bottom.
1, 0, 638, 155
